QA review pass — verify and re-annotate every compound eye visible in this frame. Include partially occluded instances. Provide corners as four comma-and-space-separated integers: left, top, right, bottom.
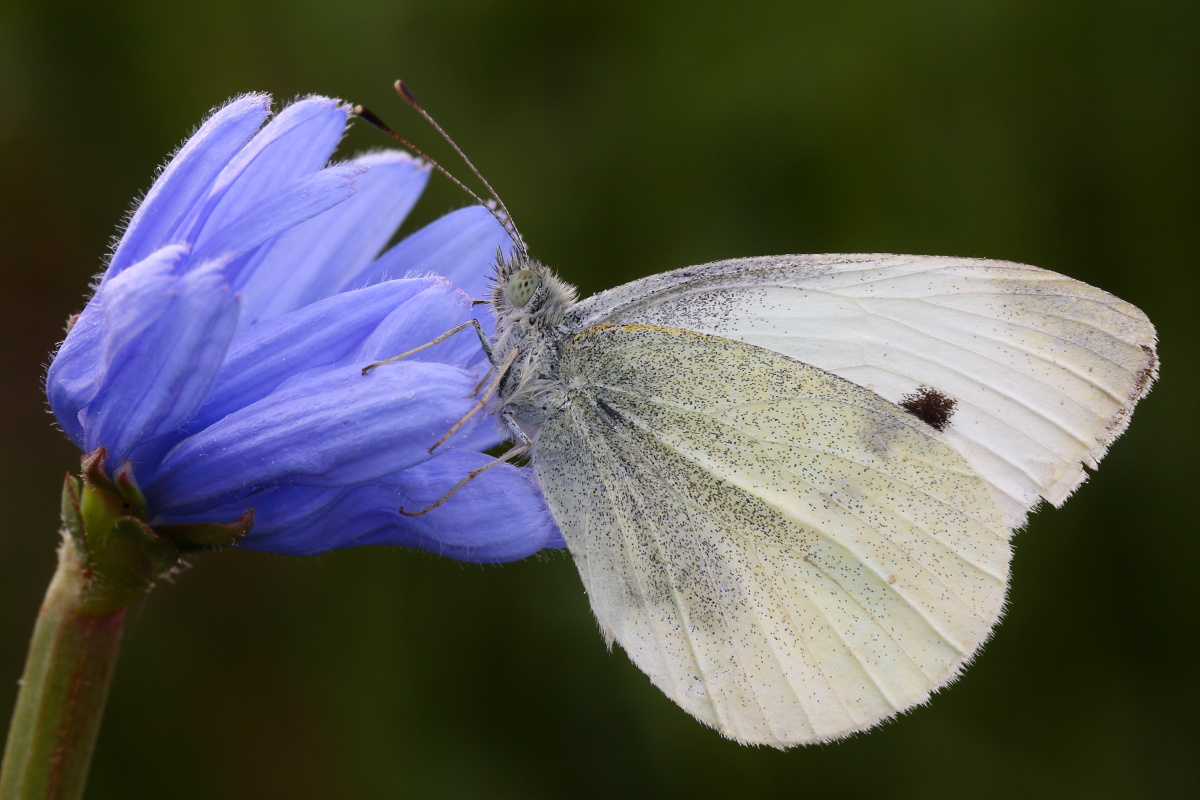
505, 268, 540, 308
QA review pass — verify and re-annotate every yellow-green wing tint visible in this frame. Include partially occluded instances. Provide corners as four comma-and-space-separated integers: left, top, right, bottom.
534, 324, 1010, 747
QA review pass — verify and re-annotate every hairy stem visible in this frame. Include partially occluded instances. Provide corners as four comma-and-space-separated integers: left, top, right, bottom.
1, 535, 125, 800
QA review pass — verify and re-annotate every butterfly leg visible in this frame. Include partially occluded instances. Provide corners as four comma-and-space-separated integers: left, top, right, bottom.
426, 346, 520, 454
399, 441, 532, 517
360, 318, 494, 376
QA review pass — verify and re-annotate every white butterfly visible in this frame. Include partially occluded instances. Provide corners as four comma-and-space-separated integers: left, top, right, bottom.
355, 85, 1156, 747
483, 251, 1156, 747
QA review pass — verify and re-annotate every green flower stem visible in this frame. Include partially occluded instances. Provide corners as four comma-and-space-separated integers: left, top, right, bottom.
0, 534, 126, 800
1, 453, 247, 799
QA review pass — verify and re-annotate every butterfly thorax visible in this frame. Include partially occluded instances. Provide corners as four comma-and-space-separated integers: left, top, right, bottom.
490, 254, 580, 439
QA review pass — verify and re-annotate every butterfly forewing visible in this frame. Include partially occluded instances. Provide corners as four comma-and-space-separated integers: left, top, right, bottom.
566, 255, 1158, 528
534, 324, 1009, 746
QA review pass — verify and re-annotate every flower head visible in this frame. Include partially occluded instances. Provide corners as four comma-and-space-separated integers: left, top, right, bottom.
46, 94, 563, 561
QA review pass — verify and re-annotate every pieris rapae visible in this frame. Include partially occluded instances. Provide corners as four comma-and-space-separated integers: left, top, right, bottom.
357, 88, 1158, 748
485, 252, 1156, 747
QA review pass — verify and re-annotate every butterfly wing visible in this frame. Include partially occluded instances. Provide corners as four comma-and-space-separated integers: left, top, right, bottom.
566, 255, 1158, 527
534, 324, 1009, 746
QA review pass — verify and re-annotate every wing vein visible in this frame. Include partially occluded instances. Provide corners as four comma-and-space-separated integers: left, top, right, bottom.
576, 399, 740, 733
606, 395, 985, 663
859, 299, 1132, 404
587, 395, 808, 741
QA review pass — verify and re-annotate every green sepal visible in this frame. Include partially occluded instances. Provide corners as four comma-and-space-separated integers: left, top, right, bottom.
60, 473, 86, 554
82, 517, 179, 615
73, 448, 180, 614
112, 462, 148, 521
79, 449, 148, 532
79, 449, 118, 498
155, 508, 256, 551
68, 447, 256, 611
79, 450, 134, 537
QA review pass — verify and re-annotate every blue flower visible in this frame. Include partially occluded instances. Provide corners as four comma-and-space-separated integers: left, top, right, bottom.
45, 93, 563, 561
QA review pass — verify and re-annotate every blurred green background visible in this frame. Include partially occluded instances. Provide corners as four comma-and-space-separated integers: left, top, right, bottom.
1, 0, 1196, 798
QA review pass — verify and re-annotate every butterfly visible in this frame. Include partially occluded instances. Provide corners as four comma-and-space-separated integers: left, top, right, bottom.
355, 88, 1158, 748
484, 250, 1157, 747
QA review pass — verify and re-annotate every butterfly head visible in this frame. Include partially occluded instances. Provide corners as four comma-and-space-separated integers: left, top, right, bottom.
490, 251, 578, 328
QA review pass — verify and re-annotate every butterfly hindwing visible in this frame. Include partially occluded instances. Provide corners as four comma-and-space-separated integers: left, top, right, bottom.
533, 323, 1009, 746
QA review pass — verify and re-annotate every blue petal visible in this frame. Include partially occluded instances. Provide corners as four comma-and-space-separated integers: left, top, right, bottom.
81, 259, 241, 469
353, 278, 482, 367
190, 163, 364, 273
46, 304, 104, 447
343, 205, 514, 304
179, 97, 350, 257
104, 94, 271, 284
234, 152, 431, 325
453, 414, 508, 455
99, 245, 188, 365
48, 244, 190, 441
360, 450, 565, 562
146, 361, 483, 514
211, 451, 563, 559
351, 279, 507, 453
172, 483, 352, 553
188, 277, 440, 431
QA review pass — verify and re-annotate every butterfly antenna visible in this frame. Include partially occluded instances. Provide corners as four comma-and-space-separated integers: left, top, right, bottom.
394, 80, 527, 257
351, 103, 524, 257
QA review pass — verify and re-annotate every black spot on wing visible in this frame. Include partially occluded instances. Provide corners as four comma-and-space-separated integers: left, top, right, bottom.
899, 385, 957, 431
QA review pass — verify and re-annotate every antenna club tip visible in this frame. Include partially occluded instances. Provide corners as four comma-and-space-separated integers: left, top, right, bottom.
395, 80, 420, 107
364, 80, 524, 252
352, 105, 392, 134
